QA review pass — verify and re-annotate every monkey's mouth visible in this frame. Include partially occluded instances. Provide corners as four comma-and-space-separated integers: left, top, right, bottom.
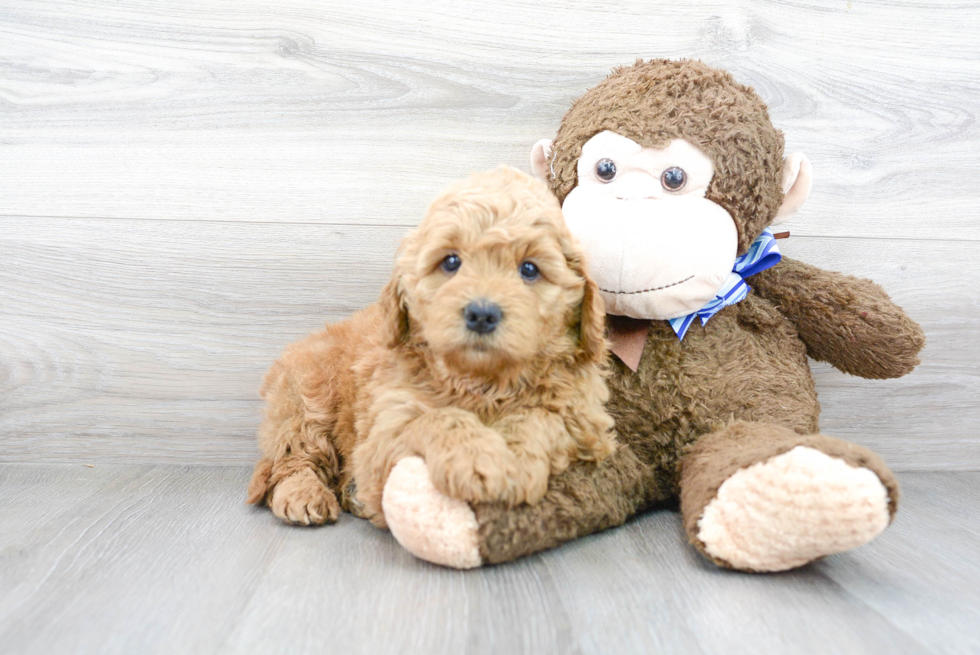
600, 275, 694, 296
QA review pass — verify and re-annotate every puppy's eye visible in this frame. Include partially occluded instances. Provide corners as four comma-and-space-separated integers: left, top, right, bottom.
595, 158, 617, 182
441, 254, 461, 274
661, 166, 687, 191
519, 261, 540, 282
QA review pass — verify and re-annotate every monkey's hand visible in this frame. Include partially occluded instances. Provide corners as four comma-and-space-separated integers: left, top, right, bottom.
750, 256, 925, 379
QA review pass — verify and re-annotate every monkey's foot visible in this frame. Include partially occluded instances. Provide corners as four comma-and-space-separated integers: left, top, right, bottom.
382, 456, 483, 569
696, 446, 890, 572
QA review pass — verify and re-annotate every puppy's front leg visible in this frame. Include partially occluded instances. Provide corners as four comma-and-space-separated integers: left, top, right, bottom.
416, 408, 524, 507
492, 410, 572, 506
352, 406, 521, 527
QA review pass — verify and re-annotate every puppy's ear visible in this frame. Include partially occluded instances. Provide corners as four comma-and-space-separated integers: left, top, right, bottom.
561, 235, 607, 363
379, 272, 411, 348
576, 273, 607, 364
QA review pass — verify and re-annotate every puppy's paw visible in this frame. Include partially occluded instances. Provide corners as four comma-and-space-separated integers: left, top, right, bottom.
511, 462, 550, 506
427, 438, 524, 506
270, 468, 341, 526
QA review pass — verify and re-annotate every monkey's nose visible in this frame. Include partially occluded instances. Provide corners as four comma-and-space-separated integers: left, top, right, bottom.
464, 300, 502, 335
612, 174, 662, 200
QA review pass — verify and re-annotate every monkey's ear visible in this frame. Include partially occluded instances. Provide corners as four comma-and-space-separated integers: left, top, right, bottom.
379, 274, 410, 349
773, 153, 813, 225
530, 139, 553, 182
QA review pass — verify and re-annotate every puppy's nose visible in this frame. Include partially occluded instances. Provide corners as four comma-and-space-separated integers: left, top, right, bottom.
464, 300, 502, 335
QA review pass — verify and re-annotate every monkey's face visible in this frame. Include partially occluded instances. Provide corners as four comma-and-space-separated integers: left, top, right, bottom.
559, 130, 737, 320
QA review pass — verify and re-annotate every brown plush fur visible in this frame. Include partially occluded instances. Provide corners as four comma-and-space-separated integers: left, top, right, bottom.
246, 166, 616, 528
468, 59, 924, 568
750, 257, 925, 379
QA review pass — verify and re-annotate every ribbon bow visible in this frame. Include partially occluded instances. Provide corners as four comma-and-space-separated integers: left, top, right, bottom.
667, 228, 782, 340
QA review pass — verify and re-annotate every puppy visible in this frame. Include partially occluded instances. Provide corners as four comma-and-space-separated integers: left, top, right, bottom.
246, 166, 615, 528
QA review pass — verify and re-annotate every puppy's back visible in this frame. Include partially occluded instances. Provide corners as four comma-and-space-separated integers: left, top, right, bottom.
258, 305, 386, 474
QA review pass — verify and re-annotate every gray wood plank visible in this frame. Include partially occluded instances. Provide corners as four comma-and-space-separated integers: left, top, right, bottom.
220, 518, 579, 655
543, 515, 932, 655
0, 464, 285, 655
0, 465, 976, 654
0, 0, 978, 240
816, 472, 980, 655
2, 219, 976, 468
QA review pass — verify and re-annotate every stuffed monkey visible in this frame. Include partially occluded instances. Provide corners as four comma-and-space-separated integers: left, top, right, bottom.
379, 59, 927, 571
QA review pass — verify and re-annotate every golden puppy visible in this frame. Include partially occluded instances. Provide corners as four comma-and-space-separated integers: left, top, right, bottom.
247, 166, 615, 528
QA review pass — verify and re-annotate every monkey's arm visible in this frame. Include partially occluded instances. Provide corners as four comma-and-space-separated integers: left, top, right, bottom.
750, 256, 925, 379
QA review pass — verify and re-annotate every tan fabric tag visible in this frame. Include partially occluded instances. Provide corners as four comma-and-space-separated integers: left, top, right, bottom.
606, 316, 652, 373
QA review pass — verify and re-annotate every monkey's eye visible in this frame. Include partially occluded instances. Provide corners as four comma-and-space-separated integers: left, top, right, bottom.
441, 254, 461, 274
519, 261, 540, 282
595, 158, 617, 182
661, 167, 687, 191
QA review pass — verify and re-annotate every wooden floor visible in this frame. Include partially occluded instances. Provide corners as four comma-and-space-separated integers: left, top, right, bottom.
0, 465, 976, 655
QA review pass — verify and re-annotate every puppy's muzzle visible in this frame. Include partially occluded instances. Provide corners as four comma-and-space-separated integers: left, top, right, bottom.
464, 299, 502, 335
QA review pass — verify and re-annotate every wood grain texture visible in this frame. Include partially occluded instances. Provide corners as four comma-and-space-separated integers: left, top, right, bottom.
1, 0, 978, 238
1, 0, 978, 468
2, 218, 976, 468
0, 464, 977, 654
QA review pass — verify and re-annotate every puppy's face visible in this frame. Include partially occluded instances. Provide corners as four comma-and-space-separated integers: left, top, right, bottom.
383, 167, 604, 378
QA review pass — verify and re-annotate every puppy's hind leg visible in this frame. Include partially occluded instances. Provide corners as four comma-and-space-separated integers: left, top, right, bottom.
268, 466, 341, 526
247, 355, 343, 526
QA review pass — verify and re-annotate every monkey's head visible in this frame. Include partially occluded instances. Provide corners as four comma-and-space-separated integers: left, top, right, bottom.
530, 59, 812, 320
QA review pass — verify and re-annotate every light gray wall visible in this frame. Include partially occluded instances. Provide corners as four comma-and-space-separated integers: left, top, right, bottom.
1, 0, 977, 469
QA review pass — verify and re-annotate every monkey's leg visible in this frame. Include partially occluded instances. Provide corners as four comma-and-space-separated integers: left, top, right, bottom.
381, 445, 663, 568
679, 421, 899, 572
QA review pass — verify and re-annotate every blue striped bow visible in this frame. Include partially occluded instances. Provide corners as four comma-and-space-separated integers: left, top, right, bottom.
667, 228, 782, 340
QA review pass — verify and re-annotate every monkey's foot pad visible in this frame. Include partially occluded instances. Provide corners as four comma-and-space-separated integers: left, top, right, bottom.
697, 446, 890, 572
383, 456, 482, 569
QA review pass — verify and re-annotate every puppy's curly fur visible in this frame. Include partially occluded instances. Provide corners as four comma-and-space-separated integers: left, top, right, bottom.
247, 167, 616, 528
